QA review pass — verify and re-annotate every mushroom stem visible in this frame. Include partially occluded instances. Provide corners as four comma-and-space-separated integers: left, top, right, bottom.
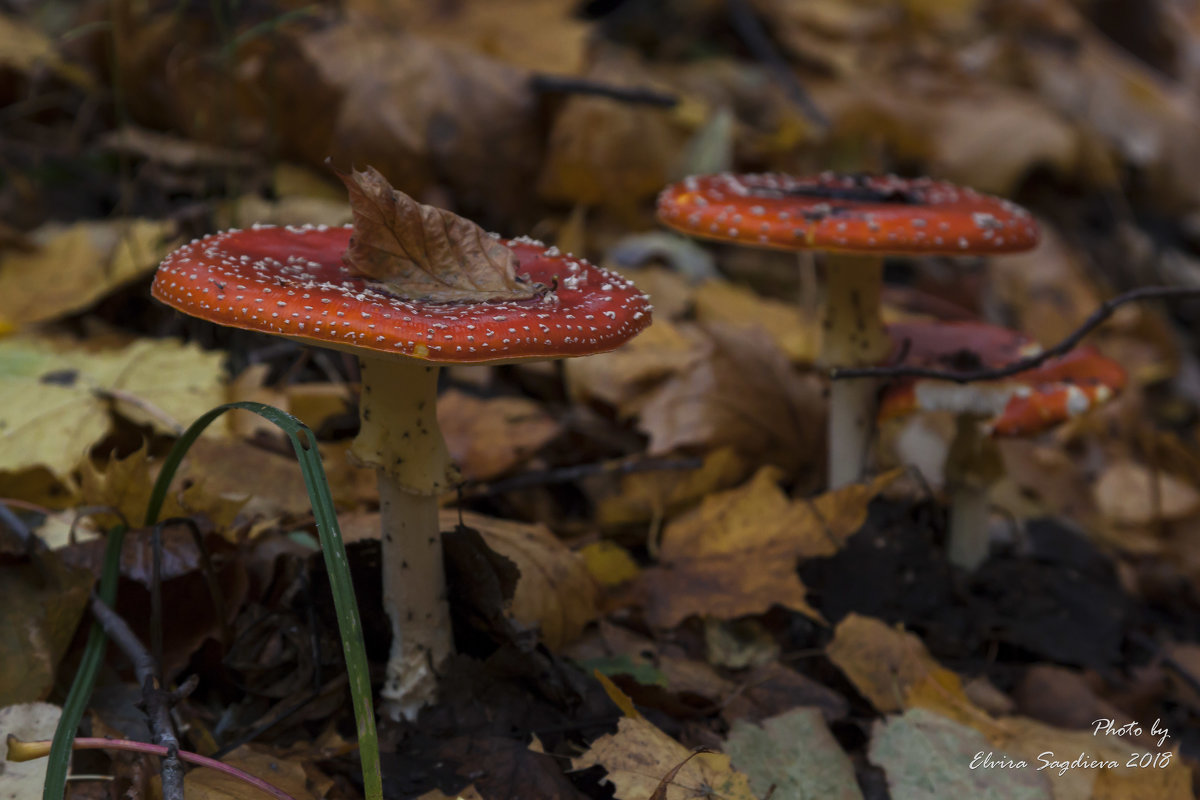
353, 354, 456, 720
944, 414, 1003, 570
821, 254, 889, 487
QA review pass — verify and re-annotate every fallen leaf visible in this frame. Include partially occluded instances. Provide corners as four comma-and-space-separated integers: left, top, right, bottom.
0, 336, 227, 482
301, 22, 541, 220
989, 223, 1104, 347
440, 509, 597, 649
637, 324, 826, 479
826, 613, 988, 725
565, 319, 708, 416
353, 0, 589, 75
0, 552, 92, 705
438, 390, 561, 481
869, 708, 1052, 800
538, 48, 688, 218
0, 703, 62, 798
988, 716, 1192, 800
1094, 461, 1200, 525
81, 442, 244, 531
692, 280, 819, 363
725, 707, 863, 800
637, 470, 898, 628
417, 787, 486, 800
581, 540, 641, 586
0, 218, 179, 325
0, 12, 92, 86
339, 166, 541, 302
185, 744, 316, 800
572, 716, 757, 800
597, 447, 750, 528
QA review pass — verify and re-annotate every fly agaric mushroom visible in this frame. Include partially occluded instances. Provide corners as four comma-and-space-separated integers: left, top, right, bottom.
878, 320, 1126, 569
657, 172, 1040, 487
152, 174, 652, 719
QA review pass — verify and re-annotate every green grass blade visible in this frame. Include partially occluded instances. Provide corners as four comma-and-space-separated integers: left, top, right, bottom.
46, 401, 381, 800
42, 525, 124, 800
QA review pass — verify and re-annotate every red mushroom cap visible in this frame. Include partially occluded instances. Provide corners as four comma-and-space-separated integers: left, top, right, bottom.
878, 321, 1126, 436
152, 225, 652, 363
657, 172, 1040, 255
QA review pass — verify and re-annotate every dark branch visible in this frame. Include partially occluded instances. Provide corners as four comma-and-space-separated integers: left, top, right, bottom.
458, 456, 704, 498
831, 285, 1200, 382
529, 74, 678, 108
90, 594, 186, 800
726, 0, 829, 130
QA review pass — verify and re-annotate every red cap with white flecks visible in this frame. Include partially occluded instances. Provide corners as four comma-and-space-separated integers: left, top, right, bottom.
657, 172, 1040, 255
152, 224, 653, 363
878, 321, 1126, 435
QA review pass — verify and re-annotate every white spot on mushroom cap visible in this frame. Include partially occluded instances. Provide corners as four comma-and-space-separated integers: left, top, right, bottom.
151, 224, 652, 363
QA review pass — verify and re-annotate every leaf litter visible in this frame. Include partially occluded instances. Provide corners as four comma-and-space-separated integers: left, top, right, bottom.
2, 0, 1200, 798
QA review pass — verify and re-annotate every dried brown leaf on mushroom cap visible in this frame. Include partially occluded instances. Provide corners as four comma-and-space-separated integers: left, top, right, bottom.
338, 165, 542, 302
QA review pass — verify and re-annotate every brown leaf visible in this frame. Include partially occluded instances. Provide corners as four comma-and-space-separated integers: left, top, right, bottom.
0, 553, 92, 705
637, 324, 826, 480
339, 166, 541, 302
571, 717, 757, 800
826, 614, 990, 728
439, 509, 597, 650
185, 745, 317, 800
438, 390, 562, 481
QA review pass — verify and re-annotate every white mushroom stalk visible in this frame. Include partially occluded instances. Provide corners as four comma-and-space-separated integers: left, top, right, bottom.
821, 254, 890, 488
352, 355, 455, 718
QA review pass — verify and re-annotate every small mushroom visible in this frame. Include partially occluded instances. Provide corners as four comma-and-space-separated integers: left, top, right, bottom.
152, 221, 652, 718
879, 320, 1126, 569
657, 172, 1040, 487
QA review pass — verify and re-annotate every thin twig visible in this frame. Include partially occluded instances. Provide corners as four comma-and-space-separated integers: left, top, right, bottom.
832, 285, 1200, 382
529, 74, 678, 107
726, 0, 829, 129
458, 456, 704, 498
88, 594, 185, 800
7, 738, 298, 800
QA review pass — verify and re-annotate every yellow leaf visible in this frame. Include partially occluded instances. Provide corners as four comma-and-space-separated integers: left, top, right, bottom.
440, 509, 597, 649
185, 745, 316, 800
827, 614, 992, 729
637, 470, 898, 628
0, 337, 227, 482
0, 219, 178, 325
581, 540, 641, 586
594, 669, 642, 720
81, 442, 245, 532
572, 717, 758, 800
0, 13, 92, 87
692, 281, 819, 363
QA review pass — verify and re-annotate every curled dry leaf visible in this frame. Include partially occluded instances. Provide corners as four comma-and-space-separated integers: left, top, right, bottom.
339, 165, 542, 302
572, 717, 756, 800
440, 509, 597, 650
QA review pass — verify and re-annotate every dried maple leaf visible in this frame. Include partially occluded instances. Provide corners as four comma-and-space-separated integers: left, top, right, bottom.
338, 165, 542, 302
